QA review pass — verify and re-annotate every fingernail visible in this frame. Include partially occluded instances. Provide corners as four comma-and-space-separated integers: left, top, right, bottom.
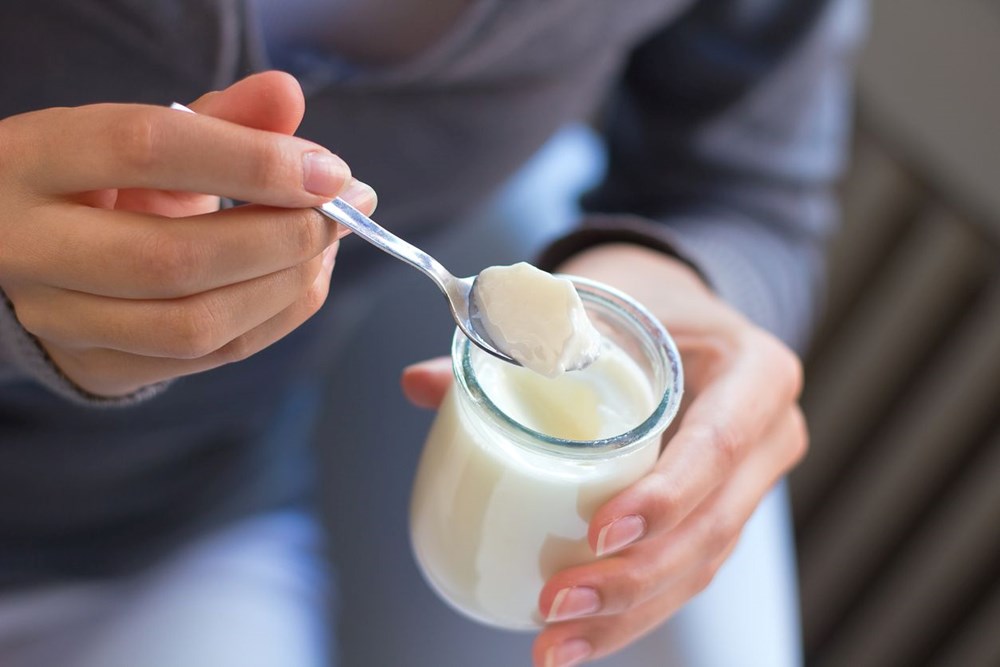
547, 587, 601, 622
303, 152, 349, 197
404, 357, 452, 373
545, 639, 592, 667
339, 179, 378, 212
596, 515, 646, 557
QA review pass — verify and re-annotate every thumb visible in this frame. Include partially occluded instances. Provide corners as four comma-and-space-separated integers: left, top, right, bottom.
401, 357, 453, 409
188, 70, 306, 135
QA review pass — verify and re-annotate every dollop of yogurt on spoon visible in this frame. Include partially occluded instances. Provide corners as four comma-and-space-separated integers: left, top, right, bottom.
471, 262, 602, 378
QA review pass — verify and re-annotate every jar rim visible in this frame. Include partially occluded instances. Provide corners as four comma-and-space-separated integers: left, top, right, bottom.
452, 275, 684, 459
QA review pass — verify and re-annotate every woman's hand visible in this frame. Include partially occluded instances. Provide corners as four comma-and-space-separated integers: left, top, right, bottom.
0, 71, 376, 397
401, 244, 807, 666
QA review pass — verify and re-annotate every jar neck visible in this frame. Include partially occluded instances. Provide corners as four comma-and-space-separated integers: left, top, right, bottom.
450, 276, 683, 461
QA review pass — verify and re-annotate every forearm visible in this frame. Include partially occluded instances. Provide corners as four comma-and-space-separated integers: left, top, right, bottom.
541, 207, 828, 353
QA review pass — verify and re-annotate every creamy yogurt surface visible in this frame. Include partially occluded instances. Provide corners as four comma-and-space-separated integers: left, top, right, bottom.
472, 262, 602, 377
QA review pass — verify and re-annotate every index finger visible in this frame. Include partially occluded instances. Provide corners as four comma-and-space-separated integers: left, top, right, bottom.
6, 103, 350, 206
6, 180, 377, 299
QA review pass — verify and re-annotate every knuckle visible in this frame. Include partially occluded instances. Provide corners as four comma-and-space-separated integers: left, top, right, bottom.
712, 425, 743, 469
690, 563, 718, 595
287, 211, 327, 261
615, 567, 653, 610
112, 109, 161, 170
701, 513, 738, 556
787, 406, 810, 463
296, 254, 324, 289
217, 332, 256, 364
787, 353, 805, 398
774, 345, 804, 400
756, 332, 804, 400
138, 231, 201, 292
690, 422, 743, 472
249, 140, 293, 191
302, 276, 330, 316
642, 471, 684, 528
159, 300, 220, 359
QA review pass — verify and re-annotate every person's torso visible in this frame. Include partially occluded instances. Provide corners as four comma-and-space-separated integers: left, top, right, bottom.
0, 0, 691, 583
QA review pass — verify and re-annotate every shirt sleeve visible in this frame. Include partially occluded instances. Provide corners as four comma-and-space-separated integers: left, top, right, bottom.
538, 0, 867, 352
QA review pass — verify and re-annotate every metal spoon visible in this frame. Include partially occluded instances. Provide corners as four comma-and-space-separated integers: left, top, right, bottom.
168, 103, 515, 364
312, 198, 519, 365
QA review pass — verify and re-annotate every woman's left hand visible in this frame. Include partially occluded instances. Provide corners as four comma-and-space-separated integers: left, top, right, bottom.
401, 243, 807, 666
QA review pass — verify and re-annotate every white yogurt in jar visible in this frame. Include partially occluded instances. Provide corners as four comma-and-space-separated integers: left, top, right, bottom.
409, 334, 663, 629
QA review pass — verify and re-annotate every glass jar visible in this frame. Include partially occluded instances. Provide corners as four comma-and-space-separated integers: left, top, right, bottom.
409, 277, 683, 630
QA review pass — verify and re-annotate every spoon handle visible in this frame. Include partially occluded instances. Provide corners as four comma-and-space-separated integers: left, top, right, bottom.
316, 199, 510, 362
316, 198, 455, 293
168, 103, 458, 295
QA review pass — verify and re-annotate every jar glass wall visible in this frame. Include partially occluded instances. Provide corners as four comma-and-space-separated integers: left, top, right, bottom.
409, 277, 683, 630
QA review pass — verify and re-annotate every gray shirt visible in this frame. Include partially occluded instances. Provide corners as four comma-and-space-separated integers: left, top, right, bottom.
253, 0, 472, 66
0, 0, 863, 586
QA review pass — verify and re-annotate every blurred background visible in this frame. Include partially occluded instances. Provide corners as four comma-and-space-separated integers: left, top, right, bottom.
790, 0, 1000, 665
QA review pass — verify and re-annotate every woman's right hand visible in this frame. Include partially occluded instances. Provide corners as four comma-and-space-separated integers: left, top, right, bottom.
0, 71, 376, 398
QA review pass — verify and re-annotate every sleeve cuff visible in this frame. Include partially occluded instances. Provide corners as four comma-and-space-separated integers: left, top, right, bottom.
535, 213, 713, 286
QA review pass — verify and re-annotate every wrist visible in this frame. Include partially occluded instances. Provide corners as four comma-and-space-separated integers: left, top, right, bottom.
556, 243, 714, 301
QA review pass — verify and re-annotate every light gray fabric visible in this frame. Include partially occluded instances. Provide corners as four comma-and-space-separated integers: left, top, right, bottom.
253, 0, 472, 67
0, 511, 327, 667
